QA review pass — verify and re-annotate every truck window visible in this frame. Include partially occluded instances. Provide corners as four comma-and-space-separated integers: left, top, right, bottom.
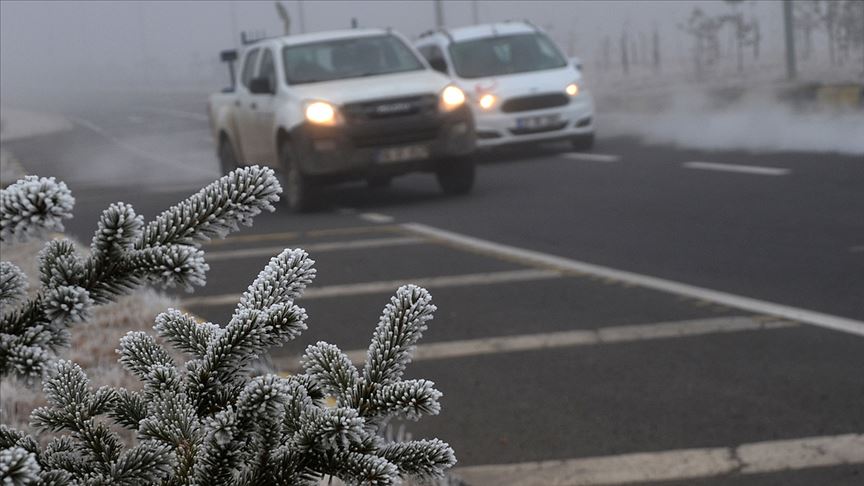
447, 33, 567, 79
241, 48, 260, 88
282, 35, 424, 85
258, 49, 276, 91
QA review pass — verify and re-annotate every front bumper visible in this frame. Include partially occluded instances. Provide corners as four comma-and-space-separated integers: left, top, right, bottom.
291, 105, 475, 179
473, 94, 595, 147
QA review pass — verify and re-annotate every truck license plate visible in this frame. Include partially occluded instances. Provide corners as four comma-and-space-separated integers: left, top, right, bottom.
375, 145, 430, 164
515, 114, 560, 130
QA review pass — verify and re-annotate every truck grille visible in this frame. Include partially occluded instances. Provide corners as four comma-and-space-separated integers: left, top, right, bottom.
501, 93, 569, 113
342, 95, 438, 121
351, 128, 439, 148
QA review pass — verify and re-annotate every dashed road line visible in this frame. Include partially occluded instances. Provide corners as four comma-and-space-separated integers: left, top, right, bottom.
560, 152, 621, 162
280, 316, 795, 367
205, 236, 424, 261
455, 433, 864, 486
683, 161, 790, 176
180, 269, 561, 307
359, 212, 395, 223
403, 223, 864, 337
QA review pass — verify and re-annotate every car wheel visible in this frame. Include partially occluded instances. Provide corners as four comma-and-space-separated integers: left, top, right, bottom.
571, 133, 595, 151
280, 143, 317, 212
367, 175, 392, 189
218, 137, 239, 175
436, 156, 475, 195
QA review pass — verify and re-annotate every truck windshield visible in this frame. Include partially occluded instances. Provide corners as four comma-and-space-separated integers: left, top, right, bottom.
448, 33, 567, 79
283, 35, 425, 84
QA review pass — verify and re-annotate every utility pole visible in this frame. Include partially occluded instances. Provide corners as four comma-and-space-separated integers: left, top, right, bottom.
471, 0, 479, 24
434, 0, 445, 28
298, 0, 307, 34
782, 0, 797, 80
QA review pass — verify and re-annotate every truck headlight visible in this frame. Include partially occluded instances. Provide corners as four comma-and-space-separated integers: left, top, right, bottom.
305, 101, 341, 126
566, 82, 580, 96
440, 85, 466, 112
478, 93, 497, 110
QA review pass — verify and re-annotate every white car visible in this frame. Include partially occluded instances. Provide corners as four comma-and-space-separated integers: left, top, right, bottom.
208, 29, 476, 211
415, 21, 595, 150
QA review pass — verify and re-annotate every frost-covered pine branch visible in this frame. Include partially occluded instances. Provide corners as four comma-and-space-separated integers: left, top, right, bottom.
0, 166, 281, 380
1, 249, 455, 485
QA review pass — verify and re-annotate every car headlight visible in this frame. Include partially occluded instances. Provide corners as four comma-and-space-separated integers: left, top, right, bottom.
440, 85, 466, 112
305, 101, 342, 126
478, 93, 497, 110
566, 82, 580, 96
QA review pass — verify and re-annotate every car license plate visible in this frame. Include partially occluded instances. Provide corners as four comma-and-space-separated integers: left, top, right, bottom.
515, 114, 560, 130
375, 145, 430, 164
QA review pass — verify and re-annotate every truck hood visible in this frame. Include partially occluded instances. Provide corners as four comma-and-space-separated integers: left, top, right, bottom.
456, 66, 581, 100
291, 70, 450, 104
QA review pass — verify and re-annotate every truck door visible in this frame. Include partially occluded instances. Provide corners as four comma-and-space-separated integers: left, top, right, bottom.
246, 48, 279, 166
235, 48, 261, 163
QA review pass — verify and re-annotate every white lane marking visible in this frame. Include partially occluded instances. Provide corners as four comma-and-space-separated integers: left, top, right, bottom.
135, 106, 209, 121
560, 152, 621, 162
181, 269, 561, 307
205, 236, 424, 262
359, 212, 395, 223
455, 434, 864, 486
282, 317, 794, 366
203, 224, 401, 247
403, 223, 864, 337
683, 161, 790, 176
68, 115, 184, 168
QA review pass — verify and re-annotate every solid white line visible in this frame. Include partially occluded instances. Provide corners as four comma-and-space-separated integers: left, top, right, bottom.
205, 236, 424, 261
560, 152, 621, 162
359, 212, 395, 223
203, 225, 401, 247
455, 433, 864, 486
284, 316, 794, 366
180, 269, 561, 307
135, 106, 209, 122
403, 223, 864, 337
683, 161, 790, 176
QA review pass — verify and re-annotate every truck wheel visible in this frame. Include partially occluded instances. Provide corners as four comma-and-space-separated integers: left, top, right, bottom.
570, 133, 595, 151
219, 137, 239, 175
436, 156, 475, 195
280, 143, 317, 212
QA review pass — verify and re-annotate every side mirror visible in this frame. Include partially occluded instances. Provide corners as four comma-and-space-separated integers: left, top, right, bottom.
573, 61, 583, 72
221, 49, 238, 62
428, 57, 449, 74
249, 77, 273, 95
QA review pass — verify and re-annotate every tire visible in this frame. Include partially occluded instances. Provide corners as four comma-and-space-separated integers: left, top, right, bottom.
571, 133, 595, 151
218, 137, 239, 175
279, 143, 317, 212
436, 156, 475, 195
367, 175, 393, 189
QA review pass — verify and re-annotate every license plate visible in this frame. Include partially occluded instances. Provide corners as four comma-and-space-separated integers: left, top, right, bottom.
515, 114, 560, 130
375, 145, 430, 164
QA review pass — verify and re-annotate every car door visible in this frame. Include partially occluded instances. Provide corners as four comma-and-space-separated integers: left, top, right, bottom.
246, 47, 279, 166
235, 48, 261, 163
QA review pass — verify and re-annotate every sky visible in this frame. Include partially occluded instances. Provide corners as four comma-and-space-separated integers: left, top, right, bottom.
0, 0, 800, 102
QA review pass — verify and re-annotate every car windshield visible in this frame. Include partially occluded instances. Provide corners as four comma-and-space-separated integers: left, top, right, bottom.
448, 33, 568, 79
282, 35, 425, 84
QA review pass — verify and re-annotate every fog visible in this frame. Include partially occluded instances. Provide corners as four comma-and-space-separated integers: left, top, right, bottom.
2, 0, 862, 153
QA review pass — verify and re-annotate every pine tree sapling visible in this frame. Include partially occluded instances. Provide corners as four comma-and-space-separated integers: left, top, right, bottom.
0, 166, 281, 380
1, 249, 456, 485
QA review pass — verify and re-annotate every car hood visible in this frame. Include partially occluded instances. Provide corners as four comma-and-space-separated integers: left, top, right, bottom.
290, 70, 450, 105
456, 66, 581, 100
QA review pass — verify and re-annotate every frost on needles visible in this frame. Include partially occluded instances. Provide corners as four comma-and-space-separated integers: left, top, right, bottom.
0, 166, 281, 380
0, 169, 456, 485
1, 251, 455, 485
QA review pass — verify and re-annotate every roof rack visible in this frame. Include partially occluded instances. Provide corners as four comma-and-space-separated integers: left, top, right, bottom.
240, 30, 270, 46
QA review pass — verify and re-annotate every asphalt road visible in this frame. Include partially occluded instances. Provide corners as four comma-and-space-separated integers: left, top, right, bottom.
3, 90, 862, 485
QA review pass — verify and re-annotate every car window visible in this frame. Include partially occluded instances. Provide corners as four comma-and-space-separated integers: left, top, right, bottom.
241, 48, 260, 88
448, 33, 567, 79
283, 35, 425, 85
258, 48, 276, 91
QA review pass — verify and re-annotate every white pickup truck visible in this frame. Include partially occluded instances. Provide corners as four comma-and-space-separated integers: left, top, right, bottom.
208, 29, 477, 211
